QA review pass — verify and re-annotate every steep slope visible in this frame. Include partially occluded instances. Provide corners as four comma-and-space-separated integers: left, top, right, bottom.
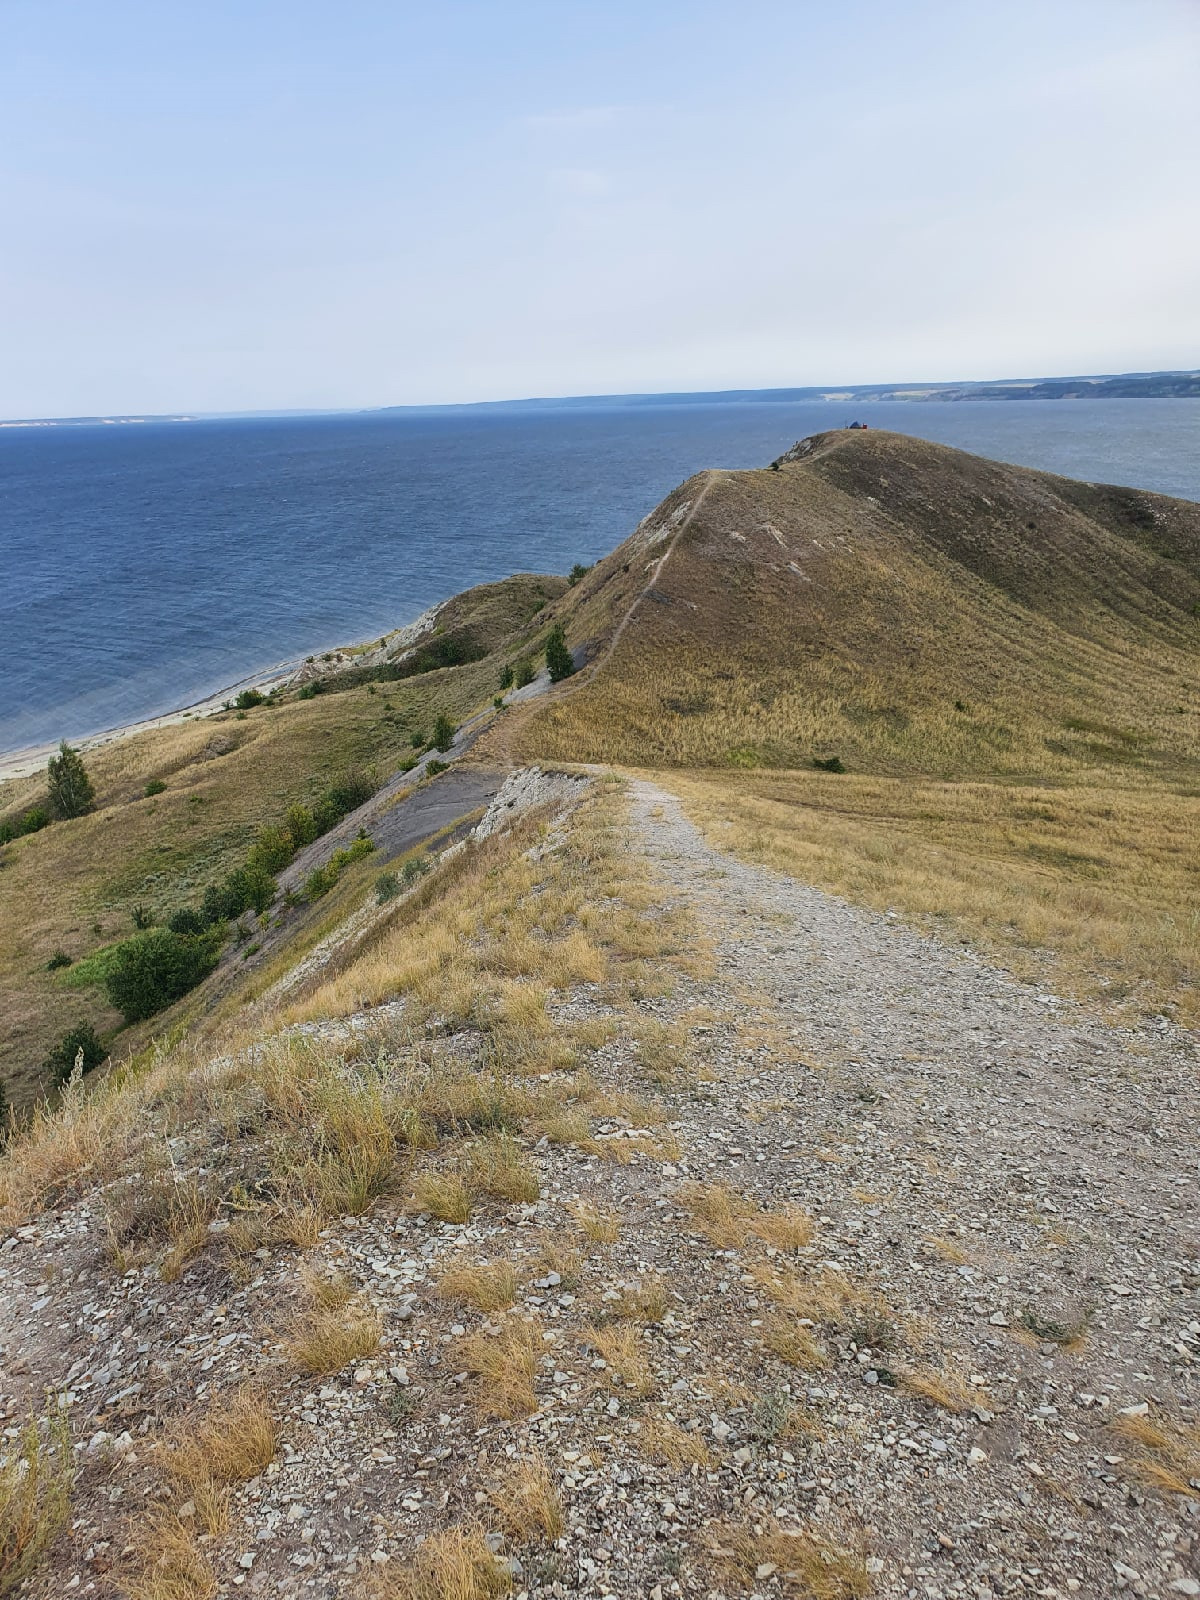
527, 430, 1200, 776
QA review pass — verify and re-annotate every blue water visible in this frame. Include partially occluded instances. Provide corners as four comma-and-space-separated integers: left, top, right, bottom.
2, 398, 1199, 755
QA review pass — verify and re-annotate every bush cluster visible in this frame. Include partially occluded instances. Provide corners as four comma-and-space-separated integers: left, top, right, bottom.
545, 624, 575, 682
304, 833, 375, 900
106, 928, 225, 1023
0, 807, 49, 845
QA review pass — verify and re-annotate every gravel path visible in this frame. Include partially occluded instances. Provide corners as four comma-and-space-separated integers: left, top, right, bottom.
3, 776, 1198, 1600
624, 776, 1200, 1599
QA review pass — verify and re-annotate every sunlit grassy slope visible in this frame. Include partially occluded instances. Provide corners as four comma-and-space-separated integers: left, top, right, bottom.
527, 429, 1200, 777
515, 429, 1200, 1020
0, 575, 561, 1106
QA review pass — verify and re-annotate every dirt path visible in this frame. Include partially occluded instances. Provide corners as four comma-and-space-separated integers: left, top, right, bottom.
624, 776, 1200, 1598
4, 776, 1199, 1600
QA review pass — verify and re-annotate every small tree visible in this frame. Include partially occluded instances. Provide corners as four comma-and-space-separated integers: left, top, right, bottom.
432, 714, 456, 753
46, 742, 95, 820
42, 1022, 107, 1084
545, 624, 575, 683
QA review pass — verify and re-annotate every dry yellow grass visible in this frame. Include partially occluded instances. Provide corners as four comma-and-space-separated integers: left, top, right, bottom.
571, 1202, 621, 1244
412, 1170, 472, 1224
924, 1235, 969, 1265
371, 1523, 512, 1600
1111, 1411, 1200, 1497
710, 1521, 871, 1598
302, 1266, 356, 1311
0, 1413, 72, 1596
639, 1413, 713, 1469
162, 1389, 277, 1536
762, 1316, 829, 1372
124, 1510, 218, 1600
437, 1260, 520, 1313
899, 1364, 988, 1414
287, 1307, 382, 1377
458, 1318, 542, 1419
583, 1324, 656, 1396
607, 1277, 668, 1323
464, 1135, 540, 1204
679, 1181, 814, 1255
490, 1455, 564, 1543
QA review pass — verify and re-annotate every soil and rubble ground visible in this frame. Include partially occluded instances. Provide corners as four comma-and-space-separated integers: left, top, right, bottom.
2, 774, 1198, 1600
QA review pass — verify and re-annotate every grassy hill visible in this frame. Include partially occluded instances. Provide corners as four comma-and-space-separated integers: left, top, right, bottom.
0, 575, 565, 1108
526, 428, 1200, 776
512, 430, 1200, 1021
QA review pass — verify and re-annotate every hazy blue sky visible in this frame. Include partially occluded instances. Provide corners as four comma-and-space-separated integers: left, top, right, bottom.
3, 0, 1198, 417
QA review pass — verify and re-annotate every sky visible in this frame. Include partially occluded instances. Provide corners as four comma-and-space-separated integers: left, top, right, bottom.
2, 0, 1198, 418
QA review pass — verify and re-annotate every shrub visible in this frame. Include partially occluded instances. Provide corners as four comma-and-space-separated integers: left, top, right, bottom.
104, 928, 223, 1023
131, 905, 154, 930
499, 664, 515, 691
568, 562, 591, 586
375, 871, 400, 903
410, 730, 426, 749
514, 657, 536, 690
167, 907, 207, 937
296, 682, 321, 700
432, 714, 456, 753
247, 824, 295, 874
304, 834, 375, 901
1, 806, 51, 843
425, 759, 449, 777
201, 860, 276, 923
493, 696, 505, 710
46, 950, 72, 971
812, 756, 846, 774
545, 624, 575, 682
234, 688, 265, 709
285, 803, 317, 848
46, 741, 95, 819
143, 778, 167, 797
42, 1022, 107, 1084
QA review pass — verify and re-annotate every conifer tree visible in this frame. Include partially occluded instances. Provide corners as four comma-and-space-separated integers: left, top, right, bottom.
46, 741, 95, 819
545, 624, 575, 682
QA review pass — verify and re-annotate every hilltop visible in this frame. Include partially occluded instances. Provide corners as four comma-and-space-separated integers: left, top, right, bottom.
527, 428, 1200, 776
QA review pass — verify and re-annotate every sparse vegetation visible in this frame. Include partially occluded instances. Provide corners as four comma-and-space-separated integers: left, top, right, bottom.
0, 1412, 72, 1595
40, 1022, 106, 1084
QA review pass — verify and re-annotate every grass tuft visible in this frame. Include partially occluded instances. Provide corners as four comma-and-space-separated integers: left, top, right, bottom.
287, 1308, 382, 1377
0, 1412, 72, 1595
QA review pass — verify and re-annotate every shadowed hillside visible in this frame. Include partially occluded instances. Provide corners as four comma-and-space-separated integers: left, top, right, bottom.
526, 429, 1200, 776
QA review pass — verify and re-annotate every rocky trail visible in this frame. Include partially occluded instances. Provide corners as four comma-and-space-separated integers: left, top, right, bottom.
2, 774, 1198, 1600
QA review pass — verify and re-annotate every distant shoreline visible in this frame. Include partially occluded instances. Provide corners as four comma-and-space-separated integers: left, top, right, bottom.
2, 369, 1198, 428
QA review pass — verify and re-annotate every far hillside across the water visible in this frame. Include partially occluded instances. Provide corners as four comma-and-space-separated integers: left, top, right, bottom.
526, 428, 1200, 777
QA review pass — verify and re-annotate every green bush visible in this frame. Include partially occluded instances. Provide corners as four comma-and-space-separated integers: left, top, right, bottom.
234, 688, 265, 709
200, 860, 276, 924
47, 741, 95, 819
143, 778, 167, 797
375, 871, 400, 903
296, 682, 322, 700
1, 806, 51, 844
42, 1022, 107, 1084
545, 624, 575, 682
514, 656, 536, 689
304, 834, 376, 901
432, 714, 456, 752
46, 950, 73, 971
131, 905, 154, 930
812, 755, 846, 774
425, 758, 449, 777
168, 907, 207, 936
104, 928, 223, 1023
410, 730, 426, 749
247, 823, 295, 874
568, 562, 591, 586
285, 803, 318, 848
499, 664, 515, 690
